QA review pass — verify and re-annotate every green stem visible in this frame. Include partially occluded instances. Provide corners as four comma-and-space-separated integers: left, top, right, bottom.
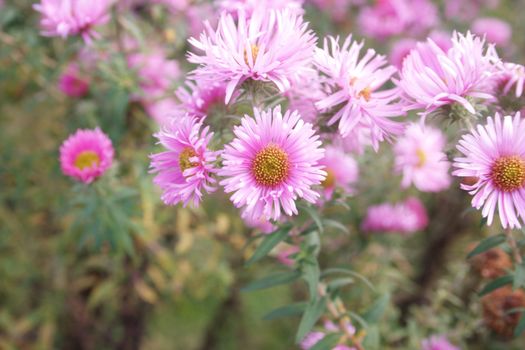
505, 228, 523, 265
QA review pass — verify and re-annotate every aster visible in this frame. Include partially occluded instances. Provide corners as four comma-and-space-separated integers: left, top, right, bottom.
397, 32, 499, 119
33, 0, 112, 43
394, 123, 451, 192
60, 128, 114, 184
150, 116, 217, 207
174, 80, 229, 120
319, 145, 358, 199
453, 113, 525, 229
219, 106, 326, 221
421, 335, 460, 350
472, 17, 512, 47
362, 197, 428, 235
188, 9, 317, 103
314, 35, 405, 151
497, 62, 525, 99
58, 63, 89, 98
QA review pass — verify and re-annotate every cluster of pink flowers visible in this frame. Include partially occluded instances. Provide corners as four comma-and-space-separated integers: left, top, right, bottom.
301, 320, 356, 350
362, 197, 429, 235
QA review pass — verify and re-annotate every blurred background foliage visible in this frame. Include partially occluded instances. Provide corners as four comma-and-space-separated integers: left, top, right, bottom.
2, 1, 525, 349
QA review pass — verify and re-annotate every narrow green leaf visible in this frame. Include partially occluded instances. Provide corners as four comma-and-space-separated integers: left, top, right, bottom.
322, 268, 375, 292
241, 271, 301, 292
295, 297, 327, 343
479, 275, 514, 296
363, 293, 390, 323
514, 311, 525, 337
302, 260, 320, 302
467, 234, 506, 259
323, 219, 349, 234
514, 263, 525, 289
327, 277, 354, 291
310, 333, 340, 350
347, 311, 369, 329
246, 225, 291, 266
363, 325, 380, 349
300, 204, 324, 233
262, 303, 306, 321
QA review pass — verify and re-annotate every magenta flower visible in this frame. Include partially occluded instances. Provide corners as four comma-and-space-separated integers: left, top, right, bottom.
144, 98, 179, 125
319, 145, 358, 199
219, 106, 326, 221
188, 9, 316, 103
453, 113, 525, 229
362, 197, 428, 235
243, 214, 276, 234
389, 39, 417, 69
421, 335, 460, 350
285, 70, 326, 123
358, 0, 438, 41
300, 331, 326, 350
150, 116, 217, 207
60, 128, 114, 184
397, 32, 498, 117
218, 0, 304, 18
175, 80, 229, 120
496, 62, 525, 98
472, 17, 512, 47
128, 49, 181, 99
33, 0, 112, 43
58, 63, 89, 98
394, 123, 451, 192
314, 35, 405, 150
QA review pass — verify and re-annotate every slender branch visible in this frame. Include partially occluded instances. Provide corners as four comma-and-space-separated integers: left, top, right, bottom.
505, 228, 522, 264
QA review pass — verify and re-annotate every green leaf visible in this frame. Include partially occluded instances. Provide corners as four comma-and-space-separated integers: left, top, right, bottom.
514, 263, 525, 289
363, 325, 380, 350
241, 270, 301, 292
246, 225, 291, 266
301, 259, 320, 301
347, 311, 369, 329
310, 333, 340, 350
262, 303, 306, 321
327, 277, 354, 291
322, 268, 375, 292
363, 293, 390, 323
295, 297, 327, 343
467, 234, 506, 259
323, 219, 349, 234
514, 311, 525, 337
300, 204, 324, 233
479, 275, 514, 296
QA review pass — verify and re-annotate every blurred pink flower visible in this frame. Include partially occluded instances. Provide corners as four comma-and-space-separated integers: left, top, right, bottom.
175, 80, 229, 120
397, 32, 498, 117
445, 0, 499, 21
314, 35, 405, 151
428, 31, 452, 52
275, 245, 300, 266
285, 70, 325, 123
60, 128, 114, 184
472, 17, 512, 47
301, 321, 356, 349
453, 113, 525, 229
389, 39, 417, 69
362, 197, 428, 234
421, 335, 460, 350
186, 3, 218, 38
144, 98, 179, 125
58, 63, 89, 98
128, 49, 181, 99
188, 9, 316, 103
394, 123, 451, 192
33, 0, 112, 43
319, 145, 358, 199
301, 331, 325, 350
358, 0, 438, 41
219, 106, 326, 221
218, 0, 304, 18
150, 116, 217, 207
496, 62, 525, 98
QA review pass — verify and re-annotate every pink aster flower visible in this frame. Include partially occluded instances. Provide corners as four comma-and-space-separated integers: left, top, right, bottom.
219, 106, 326, 221
128, 48, 181, 99
285, 70, 325, 123
428, 31, 452, 52
144, 98, 179, 125
362, 197, 428, 234
60, 128, 114, 184
218, 0, 304, 18
453, 113, 525, 229
58, 63, 89, 98
33, 0, 112, 43
397, 32, 499, 117
496, 62, 525, 98
314, 35, 405, 151
275, 245, 300, 266
150, 116, 217, 207
358, 0, 438, 41
472, 18, 512, 47
421, 335, 460, 350
188, 9, 316, 103
445, 0, 499, 21
175, 80, 229, 120
394, 123, 451, 192
243, 213, 276, 234
389, 39, 417, 69
319, 145, 358, 199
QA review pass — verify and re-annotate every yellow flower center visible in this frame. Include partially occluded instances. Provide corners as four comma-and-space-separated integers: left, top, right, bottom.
491, 155, 525, 192
74, 151, 100, 170
358, 87, 372, 102
321, 169, 336, 188
244, 44, 259, 65
416, 148, 427, 167
252, 144, 290, 187
179, 147, 198, 173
